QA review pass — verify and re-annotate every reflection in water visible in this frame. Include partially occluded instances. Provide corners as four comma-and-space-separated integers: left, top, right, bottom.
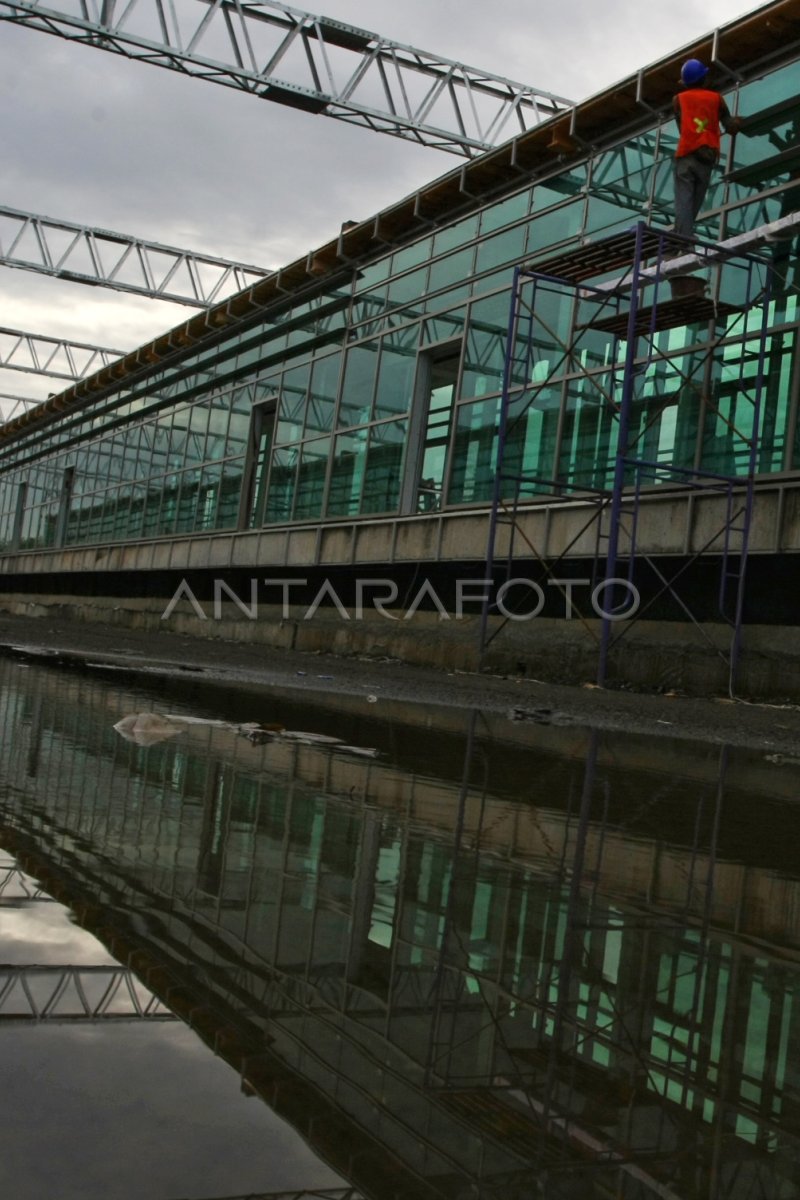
0, 659, 799, 1198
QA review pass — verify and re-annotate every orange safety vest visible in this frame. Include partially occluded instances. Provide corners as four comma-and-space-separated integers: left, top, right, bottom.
676, 89, 723, 158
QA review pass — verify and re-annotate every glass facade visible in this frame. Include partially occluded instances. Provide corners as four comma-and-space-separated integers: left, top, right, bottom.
2, 656, 800, 1195
1, 56, 799, 554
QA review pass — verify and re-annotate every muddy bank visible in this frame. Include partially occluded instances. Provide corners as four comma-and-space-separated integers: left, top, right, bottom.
0, 613, 799, 755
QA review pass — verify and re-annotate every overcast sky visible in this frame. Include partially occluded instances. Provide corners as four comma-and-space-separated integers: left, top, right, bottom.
0, 0, 756, 412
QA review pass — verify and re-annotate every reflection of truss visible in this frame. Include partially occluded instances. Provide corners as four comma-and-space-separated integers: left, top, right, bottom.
0, 965, 176, 1022
0, 863, 55, 902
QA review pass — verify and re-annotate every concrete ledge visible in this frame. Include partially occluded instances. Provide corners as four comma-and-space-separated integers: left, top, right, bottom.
1, 589, 800, 699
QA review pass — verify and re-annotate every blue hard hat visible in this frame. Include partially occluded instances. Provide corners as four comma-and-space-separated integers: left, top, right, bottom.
681, 58, 708, 86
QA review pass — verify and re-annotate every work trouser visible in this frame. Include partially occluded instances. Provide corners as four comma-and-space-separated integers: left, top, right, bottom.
673, 151, 715, 240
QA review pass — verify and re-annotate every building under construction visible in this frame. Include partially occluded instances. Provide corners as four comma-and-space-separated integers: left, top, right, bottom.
1, 0, 800, 695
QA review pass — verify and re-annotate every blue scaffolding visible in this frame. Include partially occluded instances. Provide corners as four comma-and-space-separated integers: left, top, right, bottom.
480, 221, 776, 693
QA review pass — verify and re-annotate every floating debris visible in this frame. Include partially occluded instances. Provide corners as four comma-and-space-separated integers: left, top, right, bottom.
113, 713, 379, 757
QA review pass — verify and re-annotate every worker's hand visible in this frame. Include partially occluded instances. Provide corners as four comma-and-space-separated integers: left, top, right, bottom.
728, 117, 743, 135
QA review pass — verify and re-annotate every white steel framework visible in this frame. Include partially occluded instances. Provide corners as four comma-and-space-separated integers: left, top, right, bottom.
0, 964, 177, 1021
0, 204, 270, 307
0, 0, 572, 157
0, 324, 125, 381
0, 395, 46, 423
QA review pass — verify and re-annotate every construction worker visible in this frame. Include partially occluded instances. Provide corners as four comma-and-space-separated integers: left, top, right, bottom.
673, 59, 742, 241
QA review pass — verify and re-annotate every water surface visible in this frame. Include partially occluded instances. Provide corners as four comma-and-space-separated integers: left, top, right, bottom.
0, 657, 798, 1199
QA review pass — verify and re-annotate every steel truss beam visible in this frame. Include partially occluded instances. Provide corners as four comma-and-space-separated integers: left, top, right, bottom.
0, 394, 45, 423
0, 0, 572, 158
0, 204, 270, 307
0, 324, 125, 381
0, 964, 177, 1021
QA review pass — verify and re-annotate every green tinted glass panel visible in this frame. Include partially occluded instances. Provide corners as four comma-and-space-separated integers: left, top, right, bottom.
175, 468, 200, 532
225, 408, 250, 458
387, 265, 429, 308
293, 436, 330, 519
392, 237, 432, 274
557, 375, 619, 489
449, 398, 500, 504
339, 343, 378, 426
461, 293, 512, 399
205, 404, 230, 460
738, 61, 796, 116
196, 464, 222, 530
218, 459, 243, 527
265, 447, 298, 522
417, 355, 458, 512
428, 247, 475, 298
352, 287, 389, 327
422, 308, 467, 345
528, 200, 584, 257
585, 194, 646, 239
306, 352, 341, 435
361, 420, 406, 514
355, 257, 391, 292
327, 428, 368, 516
475, 225, 527, 275
480, 191, 531, 234
374, 335, 417, 418
533, 171, 586, 210
277, 364, 310, 443
432, 214, 479, 255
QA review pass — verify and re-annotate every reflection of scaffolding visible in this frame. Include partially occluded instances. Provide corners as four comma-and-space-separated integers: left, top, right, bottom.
426, 723, 786, 1198
480, 219, 783, 693
0, 964, 175, 1022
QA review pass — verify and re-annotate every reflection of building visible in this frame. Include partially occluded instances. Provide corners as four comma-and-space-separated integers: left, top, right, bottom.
1, 660, 800, 1198
2, 8, 800, 690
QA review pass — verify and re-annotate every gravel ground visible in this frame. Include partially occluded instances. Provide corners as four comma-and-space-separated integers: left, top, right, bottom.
1, 614, 799, 755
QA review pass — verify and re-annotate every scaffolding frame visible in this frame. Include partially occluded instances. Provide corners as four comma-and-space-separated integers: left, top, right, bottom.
480, 220, 779, 693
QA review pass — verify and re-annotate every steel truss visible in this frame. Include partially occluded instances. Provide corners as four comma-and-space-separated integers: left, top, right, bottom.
0, 963, 176, 1021
480, 218, 791, 694
0, 0, 572, 158
0, 324, 125, 381
0, 204, 269, 307
0, 394, 46, 423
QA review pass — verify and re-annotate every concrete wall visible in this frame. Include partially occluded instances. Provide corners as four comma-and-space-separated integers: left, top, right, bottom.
3, 479, 800, 697
2, 477, 800, 579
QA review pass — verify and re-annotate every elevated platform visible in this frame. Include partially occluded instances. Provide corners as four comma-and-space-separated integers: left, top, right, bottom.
524, 227, 684, 284
584, 295, 741, 336
524, 211, 800, 294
